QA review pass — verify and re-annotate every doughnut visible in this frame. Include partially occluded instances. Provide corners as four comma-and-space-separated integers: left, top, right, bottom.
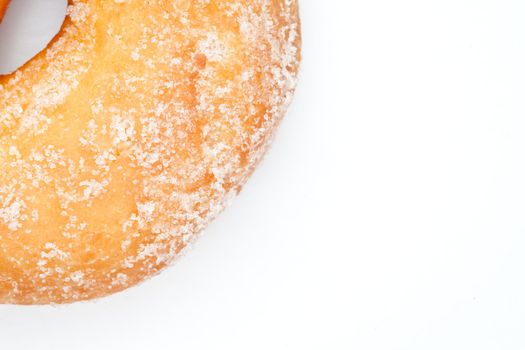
0, 0, 300, 304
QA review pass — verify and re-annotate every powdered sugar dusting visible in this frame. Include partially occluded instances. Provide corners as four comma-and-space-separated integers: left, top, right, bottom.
0, 0, 301, 304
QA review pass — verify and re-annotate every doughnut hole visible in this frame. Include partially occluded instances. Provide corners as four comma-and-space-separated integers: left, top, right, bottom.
0, 0, 67, 75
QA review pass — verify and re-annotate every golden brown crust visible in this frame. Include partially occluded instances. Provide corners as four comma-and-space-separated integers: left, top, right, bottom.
0, 0, 301, 304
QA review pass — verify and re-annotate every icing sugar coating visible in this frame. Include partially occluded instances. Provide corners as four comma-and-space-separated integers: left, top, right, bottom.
0, 0, 300, 304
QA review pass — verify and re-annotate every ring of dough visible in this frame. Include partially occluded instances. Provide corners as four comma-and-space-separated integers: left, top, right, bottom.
0, 0, 301, 304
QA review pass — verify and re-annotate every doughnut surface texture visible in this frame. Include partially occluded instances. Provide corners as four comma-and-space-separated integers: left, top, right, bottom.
0, 0, 300, 304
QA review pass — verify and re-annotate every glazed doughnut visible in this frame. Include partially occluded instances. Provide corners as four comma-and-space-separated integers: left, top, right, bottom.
0, 0, 300, 304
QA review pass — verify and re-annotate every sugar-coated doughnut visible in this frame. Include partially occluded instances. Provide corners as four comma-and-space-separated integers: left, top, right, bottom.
0, 0, 300, 304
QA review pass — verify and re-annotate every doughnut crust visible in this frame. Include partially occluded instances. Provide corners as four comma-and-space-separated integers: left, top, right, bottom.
0, 0, 300, 304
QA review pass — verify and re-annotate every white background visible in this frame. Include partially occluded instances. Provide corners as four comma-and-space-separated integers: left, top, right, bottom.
1, 0, 525, 349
